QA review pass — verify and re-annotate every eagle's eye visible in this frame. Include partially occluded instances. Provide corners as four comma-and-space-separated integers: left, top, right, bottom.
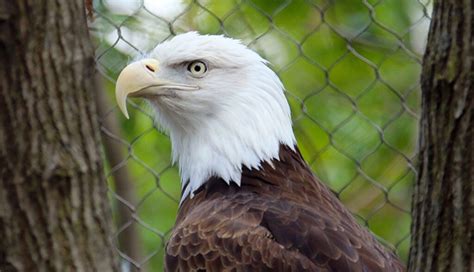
187, 61, 207, 77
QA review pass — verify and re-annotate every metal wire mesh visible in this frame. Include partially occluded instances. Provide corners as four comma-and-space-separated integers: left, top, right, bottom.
90, 0, 432, 270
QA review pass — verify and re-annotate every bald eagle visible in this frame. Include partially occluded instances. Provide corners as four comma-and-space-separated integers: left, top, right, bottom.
115, 32, 404, 271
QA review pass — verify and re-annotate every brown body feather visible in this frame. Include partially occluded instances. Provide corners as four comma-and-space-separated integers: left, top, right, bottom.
165, 145, 405, 271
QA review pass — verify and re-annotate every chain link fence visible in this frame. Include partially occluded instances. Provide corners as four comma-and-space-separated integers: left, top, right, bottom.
90, 0, 432, 270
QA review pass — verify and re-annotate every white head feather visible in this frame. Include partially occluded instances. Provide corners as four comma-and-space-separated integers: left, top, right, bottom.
120, 32, 296, 202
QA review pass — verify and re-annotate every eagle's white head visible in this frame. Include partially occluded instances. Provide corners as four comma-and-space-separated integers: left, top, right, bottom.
115, 32, 296, 202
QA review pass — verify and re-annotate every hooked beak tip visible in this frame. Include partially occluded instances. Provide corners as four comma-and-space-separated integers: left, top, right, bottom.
116, 85, 131, 119
115, 58, 160, 119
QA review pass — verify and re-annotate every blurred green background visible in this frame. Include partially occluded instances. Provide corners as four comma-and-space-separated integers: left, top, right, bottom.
92, 0, 431, 270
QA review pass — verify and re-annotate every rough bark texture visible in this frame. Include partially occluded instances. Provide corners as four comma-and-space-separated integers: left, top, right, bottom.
0, 1, 119, 271
408, 0, 473, 271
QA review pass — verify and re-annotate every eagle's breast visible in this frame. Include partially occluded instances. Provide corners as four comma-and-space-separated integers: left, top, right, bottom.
165, 145, 404, 272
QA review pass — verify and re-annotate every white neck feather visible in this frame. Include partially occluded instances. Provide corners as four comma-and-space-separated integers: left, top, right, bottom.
171, 67, 295, 203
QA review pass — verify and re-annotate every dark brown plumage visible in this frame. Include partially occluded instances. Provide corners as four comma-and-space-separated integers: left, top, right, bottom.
165, 145, 405, 271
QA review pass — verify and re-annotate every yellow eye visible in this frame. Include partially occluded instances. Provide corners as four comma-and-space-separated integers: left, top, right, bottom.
187, 61, 207, 77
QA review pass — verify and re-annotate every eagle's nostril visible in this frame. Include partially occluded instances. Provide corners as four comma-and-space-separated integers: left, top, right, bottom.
145, 64, 155, 72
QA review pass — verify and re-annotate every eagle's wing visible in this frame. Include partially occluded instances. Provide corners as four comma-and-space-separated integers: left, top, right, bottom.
165, 194, 403, 272
259, 200, 404, 272
165, 196, 319, 271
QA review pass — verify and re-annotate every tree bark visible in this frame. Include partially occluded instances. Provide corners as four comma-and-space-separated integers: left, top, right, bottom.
0, 1, 119, 271
408, 0, 473, 271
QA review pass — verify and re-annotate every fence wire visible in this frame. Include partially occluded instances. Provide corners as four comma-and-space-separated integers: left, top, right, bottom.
90, 0, 432, 270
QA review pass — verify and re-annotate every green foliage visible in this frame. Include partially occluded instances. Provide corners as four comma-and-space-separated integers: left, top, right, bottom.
94, 0, 430, 270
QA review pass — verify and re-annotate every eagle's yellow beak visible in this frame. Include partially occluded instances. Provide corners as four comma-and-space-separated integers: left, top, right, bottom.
115, 59, 161, 119
115, 58, 200, 119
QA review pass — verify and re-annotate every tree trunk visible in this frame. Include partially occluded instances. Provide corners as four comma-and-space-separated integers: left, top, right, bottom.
408, 0, 473, 271
0, 1, 119, 271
